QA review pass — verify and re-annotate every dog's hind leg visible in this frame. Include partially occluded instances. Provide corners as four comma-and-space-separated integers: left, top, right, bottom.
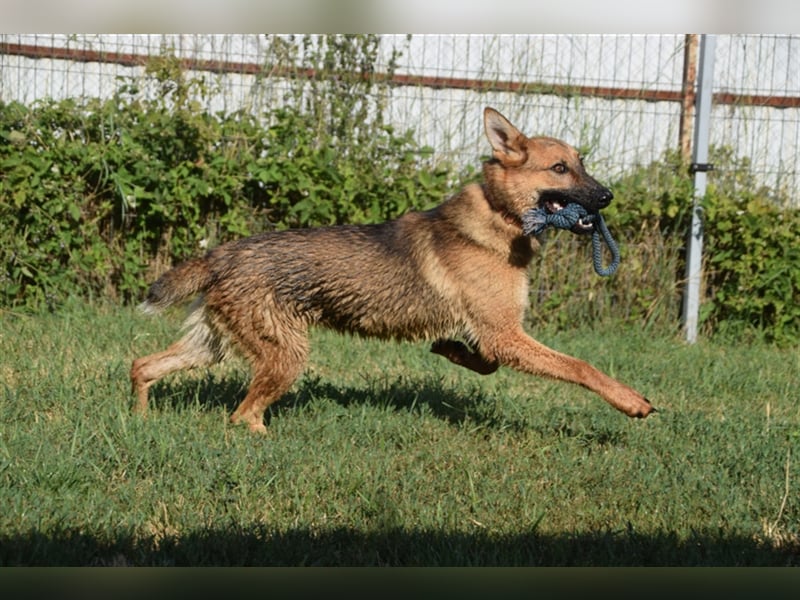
130, 305, 225, 414
228, 329, 310, 434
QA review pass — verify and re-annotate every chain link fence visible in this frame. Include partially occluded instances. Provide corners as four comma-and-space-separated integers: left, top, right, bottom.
2, 33, 799, 201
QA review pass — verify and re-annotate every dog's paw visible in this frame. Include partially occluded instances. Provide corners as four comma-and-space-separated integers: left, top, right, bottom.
249, 422, 268, 435
631, 398, 657, 418
230, 413, 268, 434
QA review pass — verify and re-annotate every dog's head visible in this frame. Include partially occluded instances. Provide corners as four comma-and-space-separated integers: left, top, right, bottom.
482, 107, 612, 234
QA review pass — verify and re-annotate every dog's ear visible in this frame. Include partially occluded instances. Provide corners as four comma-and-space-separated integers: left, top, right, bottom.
484, 107, 527, 166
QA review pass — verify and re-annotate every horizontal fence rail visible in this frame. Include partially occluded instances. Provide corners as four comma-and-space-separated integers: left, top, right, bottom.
2, 34, 799, 202
5, 40, 800, 108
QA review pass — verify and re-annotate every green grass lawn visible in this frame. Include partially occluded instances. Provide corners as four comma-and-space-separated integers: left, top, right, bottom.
1, 300, 797, 566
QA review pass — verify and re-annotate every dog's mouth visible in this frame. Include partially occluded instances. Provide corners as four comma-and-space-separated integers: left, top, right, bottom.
542, 198, 595, 233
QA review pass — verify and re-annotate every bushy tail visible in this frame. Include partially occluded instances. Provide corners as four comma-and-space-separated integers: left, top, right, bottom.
138, 257, 212, 314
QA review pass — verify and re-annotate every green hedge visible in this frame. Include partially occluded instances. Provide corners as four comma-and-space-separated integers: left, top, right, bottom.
538, 147, 800, 345
1, 73, 798, 344
0, 76, 454, 308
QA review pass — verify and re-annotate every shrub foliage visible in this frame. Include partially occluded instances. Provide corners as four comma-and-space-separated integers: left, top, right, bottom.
529, 147, 800, 344
0, 38, 454, 307
1, 36, 798, 343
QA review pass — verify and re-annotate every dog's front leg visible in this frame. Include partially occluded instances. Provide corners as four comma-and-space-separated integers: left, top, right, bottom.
483, 329, 655, 418
431, 339, 499, 375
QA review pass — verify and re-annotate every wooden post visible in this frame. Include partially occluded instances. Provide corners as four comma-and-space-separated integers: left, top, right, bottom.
679, 34, 699, 162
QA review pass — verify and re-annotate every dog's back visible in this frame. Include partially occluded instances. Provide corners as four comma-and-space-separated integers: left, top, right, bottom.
199, 216, 465, 341
140, 180, 536, 344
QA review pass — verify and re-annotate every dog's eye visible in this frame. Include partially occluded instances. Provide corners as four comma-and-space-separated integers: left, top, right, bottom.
551, 163, 568, 174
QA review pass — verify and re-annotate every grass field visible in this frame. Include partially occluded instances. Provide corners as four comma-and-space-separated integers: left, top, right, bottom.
0, 300, 797, 566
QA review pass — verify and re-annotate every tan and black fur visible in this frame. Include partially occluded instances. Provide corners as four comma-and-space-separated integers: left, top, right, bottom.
131, 107, 655, 433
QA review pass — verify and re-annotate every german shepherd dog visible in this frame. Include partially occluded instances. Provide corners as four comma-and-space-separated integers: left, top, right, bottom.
131, 107, 655, 433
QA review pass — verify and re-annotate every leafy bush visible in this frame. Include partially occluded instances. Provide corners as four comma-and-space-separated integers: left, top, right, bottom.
0, 43, 454, 308
702, 149, 800, 344
531, 147, 800, 345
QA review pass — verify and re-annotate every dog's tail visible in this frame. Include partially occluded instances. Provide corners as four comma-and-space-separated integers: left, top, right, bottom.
138, 256, 212, 314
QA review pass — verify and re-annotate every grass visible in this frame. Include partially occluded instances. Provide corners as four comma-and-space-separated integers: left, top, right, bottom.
0, 299, 798, 566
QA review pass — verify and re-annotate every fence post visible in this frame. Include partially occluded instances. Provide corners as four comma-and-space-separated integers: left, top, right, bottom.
679, 34, 699, 161
682, 34, 716, 344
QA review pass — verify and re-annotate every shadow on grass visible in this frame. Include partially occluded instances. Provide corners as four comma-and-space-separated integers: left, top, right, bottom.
1, 524, 797, 566
151, 371, 536, 432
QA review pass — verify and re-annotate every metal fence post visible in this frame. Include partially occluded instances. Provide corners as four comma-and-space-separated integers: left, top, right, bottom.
682, 34, 716, 344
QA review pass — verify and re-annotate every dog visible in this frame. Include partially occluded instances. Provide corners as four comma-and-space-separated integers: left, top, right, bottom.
130, 107, 655, 433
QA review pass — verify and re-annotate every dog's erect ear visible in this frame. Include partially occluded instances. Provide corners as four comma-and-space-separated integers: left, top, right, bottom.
484, 107, 527, 166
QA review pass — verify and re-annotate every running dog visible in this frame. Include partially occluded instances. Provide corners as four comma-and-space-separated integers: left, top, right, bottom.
131, 107, 655, 433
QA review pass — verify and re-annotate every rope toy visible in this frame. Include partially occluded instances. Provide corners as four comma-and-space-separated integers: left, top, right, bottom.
521, 203, 621, 277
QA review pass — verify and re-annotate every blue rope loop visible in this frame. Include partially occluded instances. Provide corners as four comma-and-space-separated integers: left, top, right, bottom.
521, 203, 620, 277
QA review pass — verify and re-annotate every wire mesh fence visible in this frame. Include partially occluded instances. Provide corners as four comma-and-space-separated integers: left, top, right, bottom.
2, 33, 799, 202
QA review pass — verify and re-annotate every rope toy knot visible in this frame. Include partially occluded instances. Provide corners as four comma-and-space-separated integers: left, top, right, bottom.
521, 203, 621, 277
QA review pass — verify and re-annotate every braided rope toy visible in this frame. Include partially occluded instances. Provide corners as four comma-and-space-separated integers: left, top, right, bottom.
521, 203, 621, 277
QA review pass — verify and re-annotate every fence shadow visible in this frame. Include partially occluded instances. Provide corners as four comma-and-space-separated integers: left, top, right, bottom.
1, 524, 796, 566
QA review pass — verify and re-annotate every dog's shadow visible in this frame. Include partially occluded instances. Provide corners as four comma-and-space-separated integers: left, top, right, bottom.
150, 369, 530, 432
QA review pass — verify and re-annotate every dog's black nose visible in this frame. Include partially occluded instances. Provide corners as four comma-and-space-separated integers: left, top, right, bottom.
597, 189, 613, 209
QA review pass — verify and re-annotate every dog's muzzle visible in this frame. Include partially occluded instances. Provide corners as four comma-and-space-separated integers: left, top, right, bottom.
538, 187, 613, 233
